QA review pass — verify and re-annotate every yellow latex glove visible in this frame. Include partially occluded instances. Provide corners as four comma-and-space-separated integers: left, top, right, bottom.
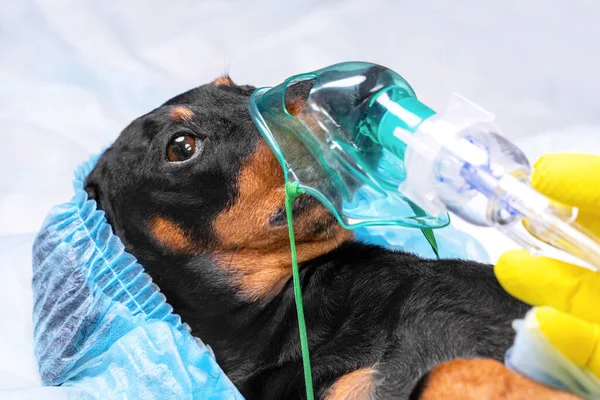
495, 153, 600, 378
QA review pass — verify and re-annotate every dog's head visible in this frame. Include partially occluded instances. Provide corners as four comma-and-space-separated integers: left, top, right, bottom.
85, 77, 352, 304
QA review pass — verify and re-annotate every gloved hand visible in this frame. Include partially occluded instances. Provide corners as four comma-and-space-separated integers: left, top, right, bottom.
495, 153, 600, 378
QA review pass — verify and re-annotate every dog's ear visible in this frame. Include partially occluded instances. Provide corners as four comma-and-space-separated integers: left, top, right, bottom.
84, 165, 115, 226
84, 180, 99, 201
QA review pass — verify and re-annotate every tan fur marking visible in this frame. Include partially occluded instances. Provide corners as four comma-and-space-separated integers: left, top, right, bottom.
214, 141, 286, 247
417, 358, 580, 399
215, 223, 351, 300
214, 76, 233, 86
325, 368, 376, 400
284, 94, 306, 116
213, 141, 353, 300
169, 106, 194, 121
149, 216, 198, 253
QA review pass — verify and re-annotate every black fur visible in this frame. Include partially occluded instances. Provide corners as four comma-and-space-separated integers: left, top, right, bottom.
85, 79, 528, 399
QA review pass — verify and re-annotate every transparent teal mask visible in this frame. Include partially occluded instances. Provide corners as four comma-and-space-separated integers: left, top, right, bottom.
249, 61, 449, 229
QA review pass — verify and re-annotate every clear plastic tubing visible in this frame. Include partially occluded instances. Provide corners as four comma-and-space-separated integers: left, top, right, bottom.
363, 87, 600, 269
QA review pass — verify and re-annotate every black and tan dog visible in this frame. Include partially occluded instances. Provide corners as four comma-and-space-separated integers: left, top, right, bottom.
84, 75, 577, 399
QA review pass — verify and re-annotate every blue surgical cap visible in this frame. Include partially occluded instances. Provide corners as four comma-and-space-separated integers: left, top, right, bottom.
32, 155, 243, 399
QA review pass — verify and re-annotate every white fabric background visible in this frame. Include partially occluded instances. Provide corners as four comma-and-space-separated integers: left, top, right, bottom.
0, 0, 599, 394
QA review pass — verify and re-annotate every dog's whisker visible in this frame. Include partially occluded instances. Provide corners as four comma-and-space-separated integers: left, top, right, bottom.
228, 245, 241, 278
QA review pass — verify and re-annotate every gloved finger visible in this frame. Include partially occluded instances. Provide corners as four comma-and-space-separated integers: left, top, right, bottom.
576, 210, 600, 239
523, 208, 600, 247
495, 249, 600, 323
536, 306, 600, 379
533, 153, 600, 215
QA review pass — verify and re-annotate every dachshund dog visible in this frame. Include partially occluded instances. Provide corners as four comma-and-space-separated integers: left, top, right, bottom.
84, 71, 577, 399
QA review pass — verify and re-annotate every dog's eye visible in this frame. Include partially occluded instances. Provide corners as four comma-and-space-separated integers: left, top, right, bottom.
167, 135, 199, 162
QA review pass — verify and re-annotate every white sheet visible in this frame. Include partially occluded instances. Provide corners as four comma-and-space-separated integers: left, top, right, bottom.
1, 0, 599, 395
